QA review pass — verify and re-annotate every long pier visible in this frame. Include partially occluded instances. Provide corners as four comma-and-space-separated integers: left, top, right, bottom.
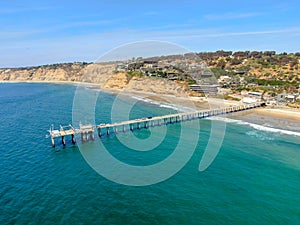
47, 102, 265, 147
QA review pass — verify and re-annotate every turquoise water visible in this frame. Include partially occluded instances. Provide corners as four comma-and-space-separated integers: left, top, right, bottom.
0, 83, 299, 224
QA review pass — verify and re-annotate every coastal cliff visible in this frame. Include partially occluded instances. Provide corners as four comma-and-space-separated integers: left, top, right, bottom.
0, 63, 113, 83
0, 63, 190, 97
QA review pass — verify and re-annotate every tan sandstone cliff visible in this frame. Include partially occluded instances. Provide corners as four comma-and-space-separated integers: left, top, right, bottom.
0, 63, 191, 96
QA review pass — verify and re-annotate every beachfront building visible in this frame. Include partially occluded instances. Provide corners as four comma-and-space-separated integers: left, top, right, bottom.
248, 91, 263, 99
243, 97, 258, 104
286, 94, 296, 102
241, 91, 263, 104
189, 84, 219, 94
266, 99, 277, 106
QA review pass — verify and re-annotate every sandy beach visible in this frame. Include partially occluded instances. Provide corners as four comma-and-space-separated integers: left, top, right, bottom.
226, 107, 300, 132
98, 86, 300, 132
104, 87, 300, 132
254, 108, 300, 122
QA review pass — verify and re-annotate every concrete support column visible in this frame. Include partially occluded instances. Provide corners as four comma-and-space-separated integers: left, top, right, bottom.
72, 134, 76, 144
62, 136, 66, 146
51, 138, 55, 148
82, 133, 88, 142
90, 132, 95, 141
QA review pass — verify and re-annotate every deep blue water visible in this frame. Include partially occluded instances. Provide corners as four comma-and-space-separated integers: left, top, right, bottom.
0, 83, 299, 225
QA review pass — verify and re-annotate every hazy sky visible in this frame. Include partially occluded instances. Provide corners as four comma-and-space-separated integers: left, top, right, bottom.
1, 0, 300, 67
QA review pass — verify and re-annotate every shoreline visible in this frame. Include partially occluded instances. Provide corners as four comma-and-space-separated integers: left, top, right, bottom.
1, 80, 300, 132
227, 107, 300, 123
0, 80, 102, 88
226, 107, 300, 132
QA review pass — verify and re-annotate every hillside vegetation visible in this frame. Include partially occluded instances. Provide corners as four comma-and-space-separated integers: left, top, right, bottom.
1, 51, 299, 97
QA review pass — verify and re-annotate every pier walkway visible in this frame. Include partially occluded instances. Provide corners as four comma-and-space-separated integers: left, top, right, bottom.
47, 102, 265, 147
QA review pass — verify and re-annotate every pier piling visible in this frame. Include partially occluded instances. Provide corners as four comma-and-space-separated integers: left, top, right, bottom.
62, 136, 66, 146
89, 132, 95, 141
71, 134, 76, 144
51, 138, 55, 148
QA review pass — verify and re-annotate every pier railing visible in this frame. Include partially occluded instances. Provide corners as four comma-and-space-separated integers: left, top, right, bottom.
47, 102, 265, 147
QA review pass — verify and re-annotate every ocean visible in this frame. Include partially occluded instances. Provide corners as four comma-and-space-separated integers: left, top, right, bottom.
0, 83, 299, 225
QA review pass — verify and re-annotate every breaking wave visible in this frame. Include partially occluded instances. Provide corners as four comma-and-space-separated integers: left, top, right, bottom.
131, 96, 194, 112
209, 116, 300, 137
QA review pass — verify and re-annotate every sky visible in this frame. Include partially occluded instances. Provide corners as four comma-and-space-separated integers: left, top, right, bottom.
1, 0, 300, 67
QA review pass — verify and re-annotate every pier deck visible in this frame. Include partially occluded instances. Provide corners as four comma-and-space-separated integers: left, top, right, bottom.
48, 102, 265, 147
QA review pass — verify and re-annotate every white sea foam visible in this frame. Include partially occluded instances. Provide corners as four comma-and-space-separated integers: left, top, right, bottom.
208, 116, 300, 137
131, 96, 193, 112
245, 130, 275, 141
130, 95, 300, 137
